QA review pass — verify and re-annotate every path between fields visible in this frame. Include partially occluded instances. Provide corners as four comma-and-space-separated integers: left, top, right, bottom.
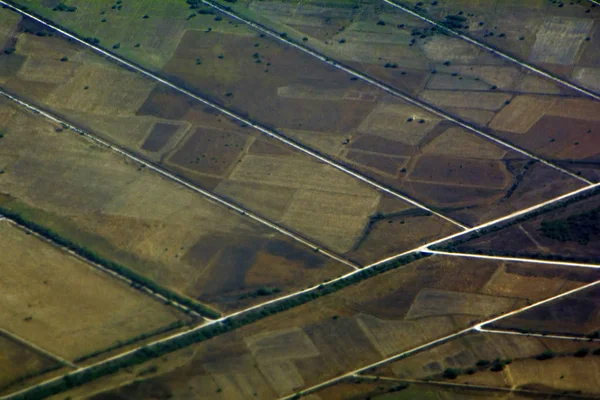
0, 1, 468, 231
279, 278, 600, 399
358, 375, 600, 399
382, 0, 600, 102
186, 0, 589, 186
478, 328, 600, 343
422, 250, 600, 270
0, 328, 78, 369
3, 182, 600, 400
0, 90, 361, 272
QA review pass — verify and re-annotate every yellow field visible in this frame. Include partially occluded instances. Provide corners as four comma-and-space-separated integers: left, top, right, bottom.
489, 95, 557, 133
0, 221, 187, 361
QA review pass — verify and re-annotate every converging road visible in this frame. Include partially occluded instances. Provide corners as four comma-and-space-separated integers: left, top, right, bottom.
478, 328, 600, 344
423, 250, 600, 270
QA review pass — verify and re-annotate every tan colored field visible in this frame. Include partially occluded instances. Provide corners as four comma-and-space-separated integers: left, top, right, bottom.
0, 334, 59, 395
530, 17, 594, 65
489, 95, 557, 134
0, 221, 188, 361
45, 255, 600, 400
0, 27, 456, 262
0, 102, 350, 312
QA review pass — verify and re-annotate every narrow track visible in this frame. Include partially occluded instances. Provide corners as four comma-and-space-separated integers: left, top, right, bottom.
383, 0, 600, 101
423, 250, 600, 270
478, 328, 600, 343
0, 0, 468, 230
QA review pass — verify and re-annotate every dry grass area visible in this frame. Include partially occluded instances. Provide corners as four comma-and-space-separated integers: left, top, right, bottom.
43, 255, 600, 400
0, 221, 187, 361
0, 102, 350, 312
0, 334, 60, 395
371, 332, 600, 397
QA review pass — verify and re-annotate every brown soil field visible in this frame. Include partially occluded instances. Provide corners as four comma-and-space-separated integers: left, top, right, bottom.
0, 102, 350, 312
0, 334, 59, 395
489, 95, 558, 134
0, 221, 188, 361
491, 284, 600, 337
0, 26, 458, 261
371, 332, 600, 396
455, 192, 600, 262
0, 10, 589, 232
44, 255, 600, 400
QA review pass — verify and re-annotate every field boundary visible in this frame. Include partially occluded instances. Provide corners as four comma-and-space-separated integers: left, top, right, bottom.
0, 88, 361, 273
3, 181, 599, 400
382, 0, 600, 101
0, 0, 469, 230
279, 277, 600, 399
0, 207, 220, 319
357, 375, 600, 399
0, 329, 77, 370
187, 0, 590, 186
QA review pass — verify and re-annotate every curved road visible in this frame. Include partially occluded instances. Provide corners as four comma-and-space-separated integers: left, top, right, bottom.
0, 0, 468, 230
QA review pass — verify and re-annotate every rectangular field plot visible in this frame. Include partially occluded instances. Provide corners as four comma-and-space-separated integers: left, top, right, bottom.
0, 221, 187, 362
0, 5, 587, 231
48, 255, 600, 400
370, 332, 600, 397
0, 23, 461, 260
0, 102, 350, 313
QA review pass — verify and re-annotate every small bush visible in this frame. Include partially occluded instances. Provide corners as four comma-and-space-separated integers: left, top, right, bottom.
537, 350, 554, 361
442, 368, 461, 379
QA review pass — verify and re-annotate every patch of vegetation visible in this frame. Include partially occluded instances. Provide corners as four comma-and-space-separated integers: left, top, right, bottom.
239, 287, 281, 299
0, 207, 221, 319
442, 368, 461, 379
53, 3, 77, 12
539, 206, 600, 245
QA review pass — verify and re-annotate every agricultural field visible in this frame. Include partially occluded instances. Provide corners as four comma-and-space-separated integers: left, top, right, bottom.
369, 332, 600, 397
0, 9, 461, 263
33, 255, 600, 400
394, 0, 600, 91
0, 100, 351, 313
0, 1, 599, 399
450, 190, 600, 262
0, 1, 589, 230
0, 220, 188, 363
200, 0, 600, 183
